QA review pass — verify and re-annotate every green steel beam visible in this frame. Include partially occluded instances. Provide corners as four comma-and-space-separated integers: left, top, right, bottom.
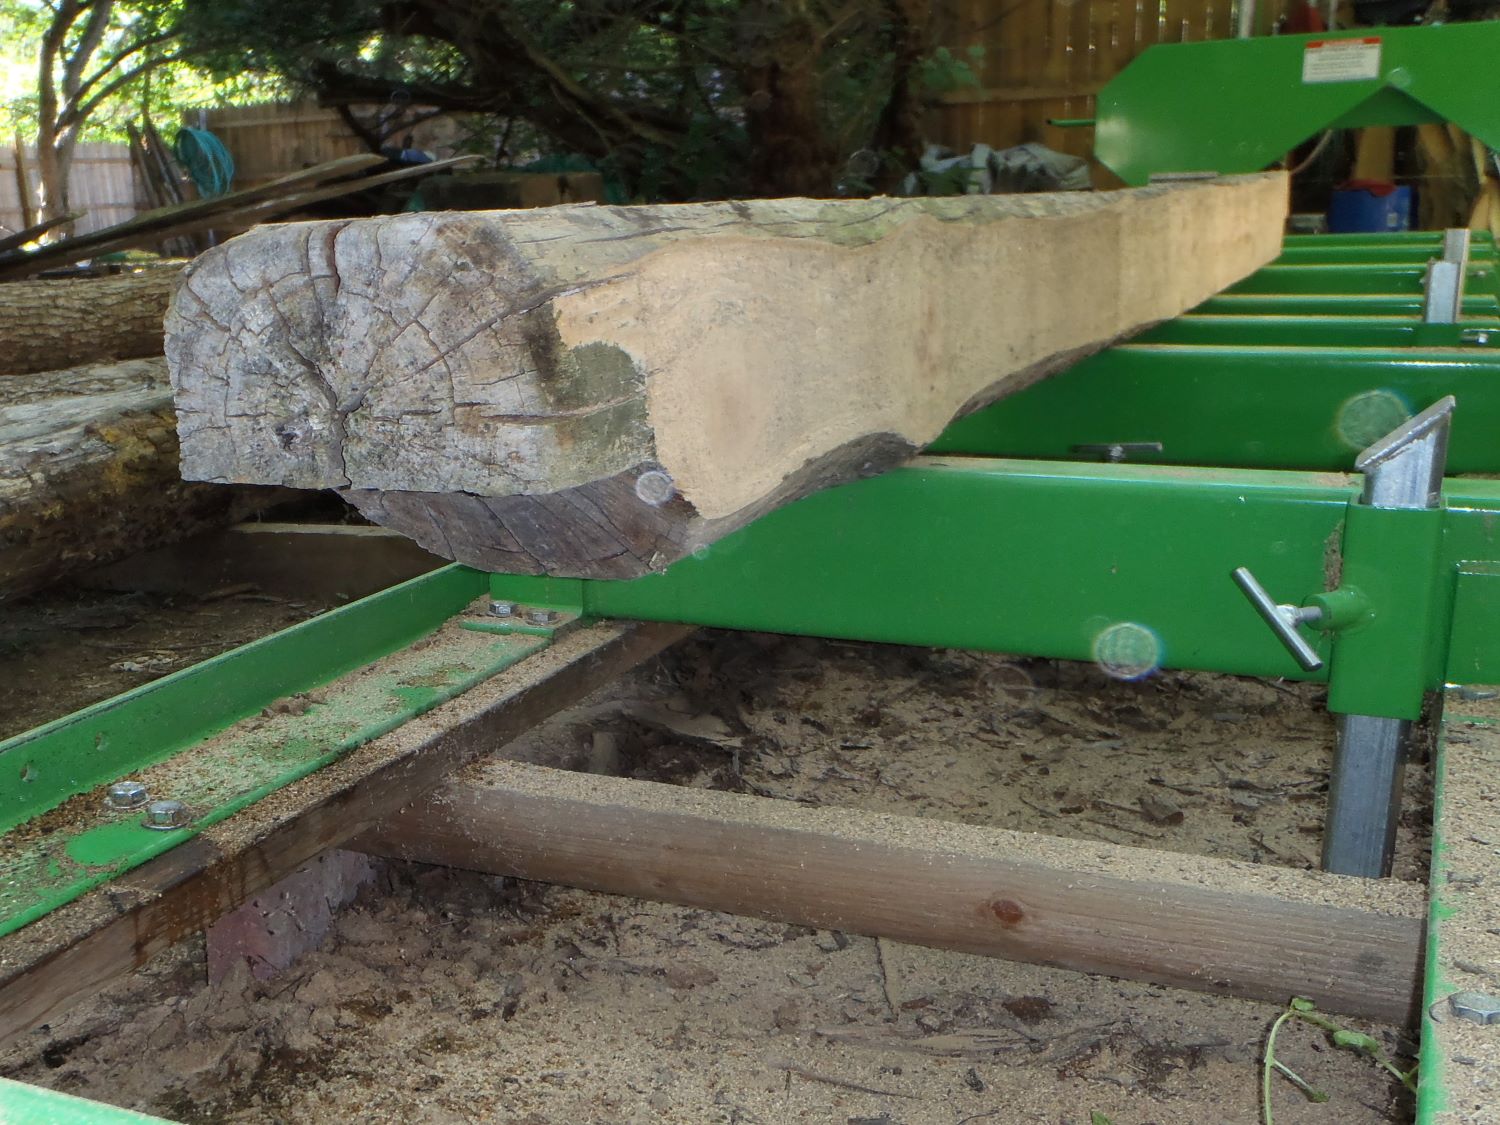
489, 457, 1350, 682
1276, 244, 1497, 266
1138, 315, 1500, 349
1227, 263, 1497, 298
1285, 231, 1494, 248
0, 564, 490, 836
1096, 23, 1500, 185
0, 564, 554, 938
930, 345, 1500, 472
1194, 293, 1500, 317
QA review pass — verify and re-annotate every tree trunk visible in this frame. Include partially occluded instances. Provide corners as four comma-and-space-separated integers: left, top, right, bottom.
166, 174, 1288, 579
0, 357, 284, 601
0, 267, 181, 376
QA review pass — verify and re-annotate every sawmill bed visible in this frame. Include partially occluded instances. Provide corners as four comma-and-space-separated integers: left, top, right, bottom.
0, 616, 1430, 1123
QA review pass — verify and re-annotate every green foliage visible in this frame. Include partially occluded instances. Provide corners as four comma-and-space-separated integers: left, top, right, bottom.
916, 44, 984, 95
170, 0, 945, 200
0, 0, 280, 143
1261, 996, 1417, 1125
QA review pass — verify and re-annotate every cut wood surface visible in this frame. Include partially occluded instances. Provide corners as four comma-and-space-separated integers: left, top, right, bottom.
0, 357, 278, 600
167, 173, 1288, 578
357, 758, 1423, 1023
0, 267, 181, 376
0, 620, 689, 1046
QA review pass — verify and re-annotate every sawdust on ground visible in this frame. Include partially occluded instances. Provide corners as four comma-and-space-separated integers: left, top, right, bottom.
1, 628, 1424, 1124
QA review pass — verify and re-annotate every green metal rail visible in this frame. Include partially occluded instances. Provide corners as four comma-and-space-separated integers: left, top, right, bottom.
1095, 22, 1500, 185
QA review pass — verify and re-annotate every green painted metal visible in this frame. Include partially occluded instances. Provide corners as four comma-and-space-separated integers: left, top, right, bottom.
490, 458, 1352, 683
1286, 231, 1494, 248
0, 564, 544, 939
1275, 244, 1496, 266
1447, 564, 1500, 687
930, 345, 1500, 472
1417, 720, 1456, 1122
0, 621, 545, 937
486, 460, 1500, 720
0, 1078, 168, 1123
1137, 314, 1500, 349
1325, 505, 1446, 720
1227, 263, 1497, 297
1095, 22, 1500, 184
0, 564, 489, 836
1195, 293, 1500, 317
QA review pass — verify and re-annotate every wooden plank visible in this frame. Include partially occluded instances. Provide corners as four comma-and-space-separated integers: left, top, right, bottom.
0, 213, 79, 256
168, 174, 1289, 581
358, 760, 1425, 1024
0, 153, 386, 280
0, 619, 691, 1046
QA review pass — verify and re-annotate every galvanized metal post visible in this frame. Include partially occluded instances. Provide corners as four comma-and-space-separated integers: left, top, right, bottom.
1322, 397, 1454, 877
1422, 228, 1470, 325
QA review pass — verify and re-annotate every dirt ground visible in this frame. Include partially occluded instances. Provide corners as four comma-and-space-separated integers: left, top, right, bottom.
0, 599, 1426, 1124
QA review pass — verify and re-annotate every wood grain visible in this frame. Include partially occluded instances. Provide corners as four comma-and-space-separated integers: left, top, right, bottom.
167, 174, 1288, 579
358, 760, 1424, 1023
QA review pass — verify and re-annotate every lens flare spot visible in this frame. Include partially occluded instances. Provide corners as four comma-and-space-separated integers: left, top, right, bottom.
635, 470, 676, 507
1335, 390, 1410, 451
1092, 622, 1162, 682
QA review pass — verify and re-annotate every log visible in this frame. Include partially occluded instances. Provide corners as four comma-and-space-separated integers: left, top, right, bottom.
356, 760, 1423, 1023
167, 174, 1289, 578
0, 268, 181, 376
0, 357, 281, 600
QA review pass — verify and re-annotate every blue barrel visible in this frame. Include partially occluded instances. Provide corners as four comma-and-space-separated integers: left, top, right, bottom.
1327, 183, 1414, 233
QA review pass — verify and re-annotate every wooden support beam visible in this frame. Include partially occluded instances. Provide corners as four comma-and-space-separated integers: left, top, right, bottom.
167, 174, 1288, 580
359, 761, 1425, 1024
0, 620, 690, 1046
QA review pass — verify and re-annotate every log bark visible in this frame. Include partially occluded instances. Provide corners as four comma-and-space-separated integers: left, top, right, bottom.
167, 175, 1288, 578
0, 268, 180, 376
0, 357, 282, 600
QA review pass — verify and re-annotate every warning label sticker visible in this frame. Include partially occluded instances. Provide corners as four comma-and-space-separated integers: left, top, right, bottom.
1302, 37, 1382, 84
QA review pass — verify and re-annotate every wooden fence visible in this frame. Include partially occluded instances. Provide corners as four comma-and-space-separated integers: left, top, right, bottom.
0, 141, 143, 236
199, 102, 474, 190
928, 0, 1303, 180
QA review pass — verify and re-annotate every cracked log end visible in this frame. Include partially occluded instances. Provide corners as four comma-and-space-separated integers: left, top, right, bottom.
167, 175, 1289, 578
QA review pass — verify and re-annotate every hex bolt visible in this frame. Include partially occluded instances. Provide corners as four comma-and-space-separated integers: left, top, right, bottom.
526, 608, 560, 626
105, 779, 148, 811
488, 600, 516, 618
1449, 991, 1500, 1026
143, 799, 190, 831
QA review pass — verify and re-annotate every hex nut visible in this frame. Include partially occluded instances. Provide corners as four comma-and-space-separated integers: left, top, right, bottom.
105, 780, 149, 811
526, 608, 560, 626
1449, 991, 1500, 1026
488, 600, 516, 618
143, 799, 190, 831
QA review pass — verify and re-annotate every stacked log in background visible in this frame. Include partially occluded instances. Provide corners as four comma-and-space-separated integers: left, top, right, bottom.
0, 267, 280, 600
